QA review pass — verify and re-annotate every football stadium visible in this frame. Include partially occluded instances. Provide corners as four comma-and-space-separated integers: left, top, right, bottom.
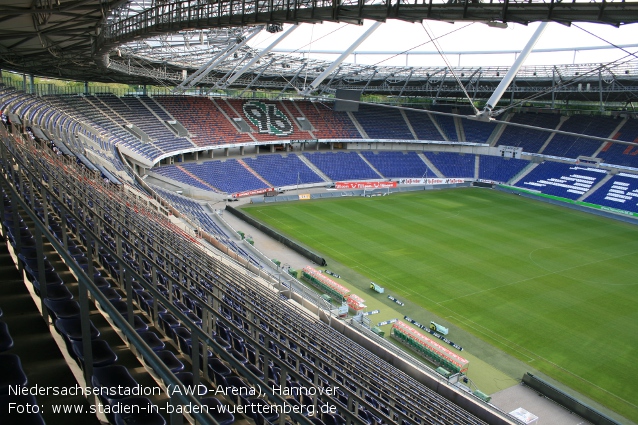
1, 1, 638, 425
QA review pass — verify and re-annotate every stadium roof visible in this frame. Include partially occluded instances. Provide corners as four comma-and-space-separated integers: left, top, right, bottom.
0, 0, 127, 81
2, 1, 638, 102
110, 26, 638, 104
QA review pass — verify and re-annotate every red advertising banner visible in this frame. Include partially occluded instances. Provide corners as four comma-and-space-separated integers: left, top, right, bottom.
334, 181, 397, 189
232, 187, 275, 198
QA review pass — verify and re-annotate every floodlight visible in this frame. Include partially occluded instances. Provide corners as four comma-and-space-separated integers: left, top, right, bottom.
485, 21, 508, 29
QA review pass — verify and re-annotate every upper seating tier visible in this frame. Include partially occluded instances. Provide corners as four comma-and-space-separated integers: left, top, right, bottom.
403, 110, 443, 141
541, 115, 615, 158
156, 96, 251, 147
291, 101, 360, 139
353, 104, 413, 140
597, 119, 638, 168
498, 113, 561, 153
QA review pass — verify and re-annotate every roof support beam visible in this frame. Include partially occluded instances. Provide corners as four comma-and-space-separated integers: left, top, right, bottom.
302, 21, 382, 95
472, 69, 482, 101
551, 67, 556, 108
361, 69, 378, 95
175, 25, 264, 92
277, 63, 307, 99
0, 0, 98, 17
319, 66, 341, 95
174, 44, 237, 91
238, 58, 276, 97
398, 69, 414, 98
222, 24, 298, 89
599, 69, 604, 112
214, 53, 249, 88
434, 68, 448, 101
461, 67, 481, 101
478, 22, 548, 119
464, 67, 481, 86
421, 68, 444, 91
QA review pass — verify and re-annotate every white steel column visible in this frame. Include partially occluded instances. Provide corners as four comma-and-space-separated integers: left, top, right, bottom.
214, 54, 250, 88
477, 22, 548, 119
238, 59, 276, 97
176, 46, 235, 91
223, 25, 299, 88
176, 25, 264, 91
276, 63, 307, 99
303, 21, 382, 95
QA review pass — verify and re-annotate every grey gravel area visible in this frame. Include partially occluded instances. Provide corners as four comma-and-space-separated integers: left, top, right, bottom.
490, 384, 593, 425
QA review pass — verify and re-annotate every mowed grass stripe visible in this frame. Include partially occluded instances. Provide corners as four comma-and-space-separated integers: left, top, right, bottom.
243, 189, 638, 421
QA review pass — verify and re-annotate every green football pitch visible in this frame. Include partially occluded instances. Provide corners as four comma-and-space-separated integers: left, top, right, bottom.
242, 188, 638, 421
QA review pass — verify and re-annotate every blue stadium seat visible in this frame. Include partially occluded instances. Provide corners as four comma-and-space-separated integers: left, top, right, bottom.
172, 300, 190, 313
0, 354, 28, 395
169, 372, 197, 394
20, 255, 54, 276
18, 246, 44, 260
353, 104, 413, 140
25, 268, 63, 291
361, 151, 432, 178
303, 152, 379, 181
498, 112, 561, 153
229, 348, 248, 364
516, 162, 608, 200
0, 322, 13, 353
67, 245, 85, 259
185, 340, 214, 366
478, 155, 529, 183
99, 286, 123, 302
71, 339, 118, 368
93, 276, 112, 289
583, 173, 638, 213
109, 301, 149, 332
244, 154, 323, 187
208, 358, 232, 380
309, 416, 325, 425
154, 350, 184, 374
114, 314, 149, 333
244, 363, 264, 380
169, 325, 190, 348
137, 331, 166, 352
91, 365, 140, 400
158, 313, 181, 336
321, 412, 345, 425
39, 284, 74, 301
423, 152, 474, 178
54, 317, 100, 341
